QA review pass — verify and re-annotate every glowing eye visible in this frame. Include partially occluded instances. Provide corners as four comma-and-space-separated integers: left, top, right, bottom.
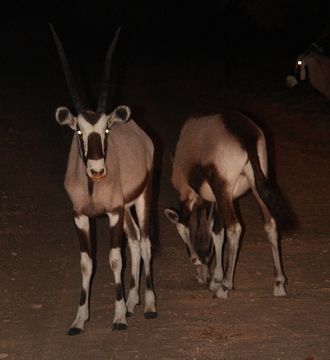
297, 60, 302, 65
77, 130, 82, 135
105, 129, 110, 134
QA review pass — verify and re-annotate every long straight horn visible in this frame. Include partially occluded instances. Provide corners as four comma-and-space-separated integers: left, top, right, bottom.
97, 27, 122, 113
49, 23, 85, 114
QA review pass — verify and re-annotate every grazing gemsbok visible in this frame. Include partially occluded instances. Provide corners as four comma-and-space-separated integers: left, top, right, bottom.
50, 25, 157, 335
165, 112, 294, 299
286, 43, 330, 100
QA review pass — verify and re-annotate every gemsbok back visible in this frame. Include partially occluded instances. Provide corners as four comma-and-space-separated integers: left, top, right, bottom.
50, 25, 157, 335
165, 112, 294, 299
286, 43, 330, 100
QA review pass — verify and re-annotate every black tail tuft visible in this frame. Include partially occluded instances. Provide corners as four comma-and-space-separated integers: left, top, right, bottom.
246, 142, 298, 234
255, 179, 298, 234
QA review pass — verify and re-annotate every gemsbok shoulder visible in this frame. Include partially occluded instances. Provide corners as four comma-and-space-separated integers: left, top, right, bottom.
50, 25, 157, 335
165, 112, 294, 299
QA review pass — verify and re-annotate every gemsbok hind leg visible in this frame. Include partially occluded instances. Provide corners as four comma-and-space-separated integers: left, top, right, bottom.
135, 185, 157, 319
68, 214, 93, 335
124, 208, 142, 315
108, 209, 128, 330
252, 189, 287, 296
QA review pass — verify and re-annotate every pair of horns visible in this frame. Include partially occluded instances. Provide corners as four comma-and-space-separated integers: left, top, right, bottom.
49, 23, 121, 114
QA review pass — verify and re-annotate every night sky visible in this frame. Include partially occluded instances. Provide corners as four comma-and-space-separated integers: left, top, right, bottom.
2, 0, 330, 70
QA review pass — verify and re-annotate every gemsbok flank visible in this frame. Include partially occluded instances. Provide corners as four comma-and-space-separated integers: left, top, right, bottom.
165, 112, 294, 299
50, 24, 157, 335
286, 43, 330, 100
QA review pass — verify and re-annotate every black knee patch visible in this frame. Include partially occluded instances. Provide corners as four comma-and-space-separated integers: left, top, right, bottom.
130, 276, 135, 289
80, 288, 87, 306
146, 275, 153, 290
116, 283, 123, 301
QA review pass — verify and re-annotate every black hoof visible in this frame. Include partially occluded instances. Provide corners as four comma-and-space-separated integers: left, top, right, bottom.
67, 327, 83, 336
144, 311, 158, 319
112, 322, 128, 331
127, 311, 134, 317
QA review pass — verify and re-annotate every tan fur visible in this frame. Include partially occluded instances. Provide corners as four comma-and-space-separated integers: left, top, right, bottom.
171, 114, 267, 204
64, 119, 153, 217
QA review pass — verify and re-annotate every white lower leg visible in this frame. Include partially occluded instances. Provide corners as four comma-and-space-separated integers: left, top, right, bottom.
127, 239, 141, 313
265, 219, 287, 296
209, 229, 225, 292
109, 248, 127, 327
140, 237, 156, 315
71, 252, 92, 330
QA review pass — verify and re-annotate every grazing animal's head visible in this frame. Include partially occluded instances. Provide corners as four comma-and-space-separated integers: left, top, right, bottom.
295, 43, 323, 81
164, 202, 215, 285
50, 24, 129, 182
55, 106, 130, 181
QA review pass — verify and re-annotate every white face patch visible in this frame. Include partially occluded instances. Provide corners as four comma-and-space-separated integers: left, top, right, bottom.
77, 113, 109, 157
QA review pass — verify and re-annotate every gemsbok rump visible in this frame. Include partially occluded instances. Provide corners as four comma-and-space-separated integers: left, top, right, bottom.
165, 112, 294, 299
50, 25, 157, 335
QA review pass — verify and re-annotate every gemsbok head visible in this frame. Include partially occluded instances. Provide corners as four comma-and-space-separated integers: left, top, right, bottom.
286, 43, 330, 100
50, 24, 157, 335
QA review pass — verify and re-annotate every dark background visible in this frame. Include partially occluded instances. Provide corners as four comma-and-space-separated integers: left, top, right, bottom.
2, 0, 330, 72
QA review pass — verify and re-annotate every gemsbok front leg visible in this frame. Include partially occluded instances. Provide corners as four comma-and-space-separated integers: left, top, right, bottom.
209, 226, 225, 294
135, 187, 157, 319
68, 214, 93, 335
124, 208, 142, 315
108, 209, 127, 330
252, 189, 287, 296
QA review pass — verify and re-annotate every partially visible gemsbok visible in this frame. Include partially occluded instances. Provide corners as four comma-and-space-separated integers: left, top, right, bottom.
50, 24, 157, 335
165, 112, 294, 299
286, 43, 330, 100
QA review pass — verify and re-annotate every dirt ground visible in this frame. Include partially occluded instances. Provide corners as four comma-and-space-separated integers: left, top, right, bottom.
1, 52, 330, 360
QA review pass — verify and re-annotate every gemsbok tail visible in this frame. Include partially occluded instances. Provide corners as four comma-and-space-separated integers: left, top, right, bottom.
246, 142, 297, 233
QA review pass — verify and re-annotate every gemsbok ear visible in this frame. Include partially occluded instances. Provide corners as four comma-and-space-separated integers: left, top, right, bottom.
164, 208, 180, 225
107, 105, 131, 125
55, 106, 77, 130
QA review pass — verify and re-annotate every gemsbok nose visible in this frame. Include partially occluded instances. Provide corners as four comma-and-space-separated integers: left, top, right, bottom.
87, 159, 107, 181
91, 168, 105, 177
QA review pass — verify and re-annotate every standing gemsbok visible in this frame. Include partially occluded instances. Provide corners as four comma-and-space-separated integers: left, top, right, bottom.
165, 112, 294, 299
50, 25, 157, 335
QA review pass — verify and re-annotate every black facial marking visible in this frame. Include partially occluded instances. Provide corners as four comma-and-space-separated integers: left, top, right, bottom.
80, 288, 87, 305
87, 132, 103, 160
116, 283, 123, 301
82, 111, 101, 125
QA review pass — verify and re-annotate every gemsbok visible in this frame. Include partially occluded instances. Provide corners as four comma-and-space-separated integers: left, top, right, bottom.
286, 43, 330, 100
50, 25, 157, 335
165, 112, 294, 299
